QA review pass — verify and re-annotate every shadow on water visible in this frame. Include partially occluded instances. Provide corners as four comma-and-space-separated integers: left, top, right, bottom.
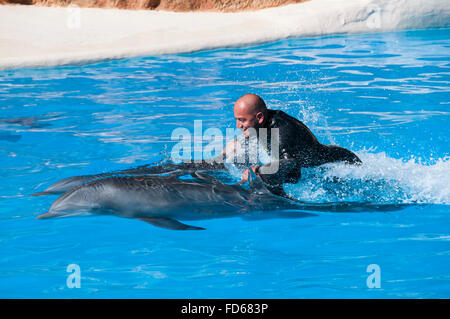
287, 199, 411, 213
0, 116, 56, 142
0, 116, 52, 129
0, 132, 21, 142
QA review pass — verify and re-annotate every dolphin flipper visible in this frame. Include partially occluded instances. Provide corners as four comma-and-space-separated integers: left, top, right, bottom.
137, 217, 205, 231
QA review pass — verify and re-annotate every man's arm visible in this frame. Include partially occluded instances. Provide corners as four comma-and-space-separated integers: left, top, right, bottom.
220, 139, 237, 162
240, 141, 301, 186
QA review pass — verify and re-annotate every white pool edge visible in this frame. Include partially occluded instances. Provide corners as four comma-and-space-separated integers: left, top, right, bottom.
0, 0, 449, 70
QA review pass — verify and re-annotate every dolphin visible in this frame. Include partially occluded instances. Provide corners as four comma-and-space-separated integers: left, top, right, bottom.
36, 170, 313, 230
31, 161, 227, 196
0, 116, 51, 129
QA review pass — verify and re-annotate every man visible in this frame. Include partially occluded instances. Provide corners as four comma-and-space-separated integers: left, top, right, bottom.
222, 93, 361, 195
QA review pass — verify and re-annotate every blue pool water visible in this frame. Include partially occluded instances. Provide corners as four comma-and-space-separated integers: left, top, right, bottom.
0, 28, 449, 298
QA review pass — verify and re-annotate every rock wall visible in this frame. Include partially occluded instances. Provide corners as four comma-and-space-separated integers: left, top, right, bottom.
0, 0, 308, 11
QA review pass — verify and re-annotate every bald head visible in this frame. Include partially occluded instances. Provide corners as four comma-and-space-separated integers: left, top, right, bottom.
234, 94, 267, 137
234, 94, 267, 115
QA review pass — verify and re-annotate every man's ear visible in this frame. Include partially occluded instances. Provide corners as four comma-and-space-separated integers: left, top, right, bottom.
256, 112, 264, 124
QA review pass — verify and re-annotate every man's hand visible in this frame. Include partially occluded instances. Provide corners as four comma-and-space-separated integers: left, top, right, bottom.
241, 166, 260, 183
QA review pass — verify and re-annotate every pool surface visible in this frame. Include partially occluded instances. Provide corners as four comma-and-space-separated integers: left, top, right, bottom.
0, 28, 449, 298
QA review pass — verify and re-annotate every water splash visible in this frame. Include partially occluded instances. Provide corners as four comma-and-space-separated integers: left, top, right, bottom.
285, 151, 450, 205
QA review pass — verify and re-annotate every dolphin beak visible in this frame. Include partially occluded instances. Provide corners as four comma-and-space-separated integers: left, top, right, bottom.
30, 191, 52, 196
36, 212, 51, 219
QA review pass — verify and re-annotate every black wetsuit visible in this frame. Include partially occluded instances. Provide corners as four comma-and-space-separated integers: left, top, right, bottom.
255, 109, 361, 194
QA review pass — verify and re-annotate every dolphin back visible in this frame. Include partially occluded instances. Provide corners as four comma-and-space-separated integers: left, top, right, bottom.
31, 161, 228, 196
31, 175, 99, 196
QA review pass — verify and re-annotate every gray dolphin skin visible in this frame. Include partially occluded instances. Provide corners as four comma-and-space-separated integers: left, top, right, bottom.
36, 170, 313, 230
31, 161, 227, 196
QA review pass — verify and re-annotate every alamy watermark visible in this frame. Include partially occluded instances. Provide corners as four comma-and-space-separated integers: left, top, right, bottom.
170, 120, 280, 174
66, 264, 81, 288
366, 264, 381, 289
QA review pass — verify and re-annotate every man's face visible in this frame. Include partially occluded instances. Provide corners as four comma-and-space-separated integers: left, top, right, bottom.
234, 104, 262, 138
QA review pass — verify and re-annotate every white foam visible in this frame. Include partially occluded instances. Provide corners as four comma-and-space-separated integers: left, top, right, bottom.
286, 151, 450, 205
1, 0, 449, 70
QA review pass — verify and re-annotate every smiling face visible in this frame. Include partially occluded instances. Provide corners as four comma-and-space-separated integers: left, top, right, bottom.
234, 94, 266, 137
234, 106, 261, 137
